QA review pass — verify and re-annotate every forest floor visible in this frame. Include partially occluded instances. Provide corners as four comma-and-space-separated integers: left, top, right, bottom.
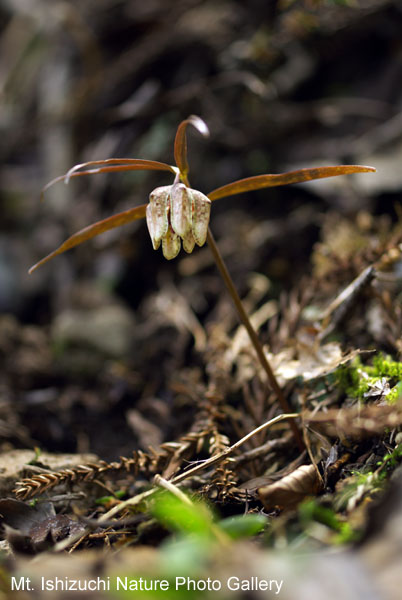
1, 1, 402, 599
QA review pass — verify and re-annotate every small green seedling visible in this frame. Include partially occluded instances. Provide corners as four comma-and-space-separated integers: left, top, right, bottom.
30, 116, 375, 449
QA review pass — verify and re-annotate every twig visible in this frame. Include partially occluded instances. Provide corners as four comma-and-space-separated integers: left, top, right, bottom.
171, 412, 299, 484
50, 412, 300, 551
98, 412, 299, 523
153, 474, 193, 505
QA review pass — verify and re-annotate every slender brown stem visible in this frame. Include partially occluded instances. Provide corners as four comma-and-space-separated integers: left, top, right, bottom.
206, 227, 305, 452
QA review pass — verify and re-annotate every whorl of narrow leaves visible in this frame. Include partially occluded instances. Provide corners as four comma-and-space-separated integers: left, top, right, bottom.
29, 114, 375, 272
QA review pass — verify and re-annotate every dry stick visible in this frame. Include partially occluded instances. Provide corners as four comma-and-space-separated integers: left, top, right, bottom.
153, 474, 194, 504
206, 227, 305, 452
99, 412, 299, 522
52, 412, 299, 552
171, 412, 299, 484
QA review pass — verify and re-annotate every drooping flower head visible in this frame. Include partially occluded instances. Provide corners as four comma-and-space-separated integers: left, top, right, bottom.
146, 184, 211, 260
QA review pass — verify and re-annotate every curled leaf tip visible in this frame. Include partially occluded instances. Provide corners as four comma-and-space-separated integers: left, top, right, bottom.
187, 115, 210, 138
174, 116, 209, 176
65, 162, 85, 183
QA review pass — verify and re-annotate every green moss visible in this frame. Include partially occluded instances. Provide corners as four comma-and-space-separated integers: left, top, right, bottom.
335, 358, 368, 399
372, 354, 402, 379
336, 354, 402, 403
376, 443, 402, 476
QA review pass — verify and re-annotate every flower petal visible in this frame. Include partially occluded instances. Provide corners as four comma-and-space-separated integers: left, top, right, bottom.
146, 186, 170, 245
170, 183, 192, 238
146, 204, 161, 250
162, 226, 181, 260
182, 229, 196, 254
191, 190, 211, 246
65, 159, 177, 183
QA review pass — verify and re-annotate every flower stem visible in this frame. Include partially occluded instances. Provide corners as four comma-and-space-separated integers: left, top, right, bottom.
206, 227, 304, 452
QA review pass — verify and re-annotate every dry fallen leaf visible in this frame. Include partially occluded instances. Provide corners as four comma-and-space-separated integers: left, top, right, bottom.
258, 464, 322, 510
0, 498, 85, 554
269, 342, 361, 383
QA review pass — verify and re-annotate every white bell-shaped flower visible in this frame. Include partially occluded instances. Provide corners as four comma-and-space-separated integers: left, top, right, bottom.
146, 184, 211, 260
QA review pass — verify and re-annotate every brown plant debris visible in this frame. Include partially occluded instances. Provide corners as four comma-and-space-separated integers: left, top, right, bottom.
258, 464, 322, 511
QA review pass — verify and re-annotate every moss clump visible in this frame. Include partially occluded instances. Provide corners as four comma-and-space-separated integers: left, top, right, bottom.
372, 354, 402, 379
336, 354, 402, 403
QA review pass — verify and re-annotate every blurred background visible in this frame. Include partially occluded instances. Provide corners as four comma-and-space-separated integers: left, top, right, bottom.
1, 0, 401, 458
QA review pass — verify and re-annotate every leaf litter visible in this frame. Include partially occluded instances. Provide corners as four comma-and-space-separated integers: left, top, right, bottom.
1, 1, 402, 593
0, 146, 400, 600
1, 209, 401, 587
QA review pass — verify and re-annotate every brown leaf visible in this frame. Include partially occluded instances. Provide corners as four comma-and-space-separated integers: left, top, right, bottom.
0, 498, 54, 535
42, 159, 177, 196
207, 165, 376, 202
174, 115, 209, 176
29, 204, 147, 273
303, 402, 402, 439
258, 464, 322, 510
0, 498, 86, 553
271, 343, 361, 383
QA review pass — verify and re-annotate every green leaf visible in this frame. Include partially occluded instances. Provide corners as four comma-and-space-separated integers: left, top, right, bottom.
151, 491, 215, 538
218, 514, 267, 539
174, 116, 209, 178
160, 536, 212, 577
29, 204, 147, 273
27, 447, 42, 464
96, 490, 126, 505
207, 165, 376, 201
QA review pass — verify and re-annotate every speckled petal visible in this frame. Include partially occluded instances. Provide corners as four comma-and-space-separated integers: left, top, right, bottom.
146, 186, 170, 248
191, 190, 211, 246
170, 183, 192, 238
146, 204, 161, 249
162, 226, 181, 260
182, 229, 196, 253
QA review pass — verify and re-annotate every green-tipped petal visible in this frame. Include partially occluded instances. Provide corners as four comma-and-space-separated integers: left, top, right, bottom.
162, 226, 181, 260
182, 229, 196, 254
